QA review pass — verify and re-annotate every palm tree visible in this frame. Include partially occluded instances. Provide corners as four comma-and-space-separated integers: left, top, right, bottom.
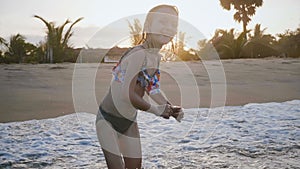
161, 31, 186, 61
8, 34, 27, 63
34, 15, 83, 63
197, 39, 220, 60
0, 36, 6, 45
0, 36, 7, 57
246, 24, 276, 57
176, 31, 185, 55
219, 0, 263, 39
211, 28, 248, 59
0, 37, 6, 61
0, 36, 8, 49
128, 19, 143, 46
276, 28, 300, 57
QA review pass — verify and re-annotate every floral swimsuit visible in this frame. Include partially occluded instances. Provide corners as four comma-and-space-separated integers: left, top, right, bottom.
97, 46, 160, 133
112, 46, 161, 95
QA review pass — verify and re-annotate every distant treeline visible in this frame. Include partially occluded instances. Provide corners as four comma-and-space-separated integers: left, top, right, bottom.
1, 22, 299, 64
197, 26, 300, 60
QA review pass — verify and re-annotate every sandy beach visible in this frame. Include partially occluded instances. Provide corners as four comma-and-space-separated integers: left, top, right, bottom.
0, 58, 299, 122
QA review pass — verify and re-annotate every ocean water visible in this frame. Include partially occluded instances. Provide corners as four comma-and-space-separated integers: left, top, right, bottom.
0, 100, 299, 169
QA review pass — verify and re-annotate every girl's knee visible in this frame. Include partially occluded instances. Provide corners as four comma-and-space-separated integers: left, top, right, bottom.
102, 149, 125, 169
124, 157, 142, 169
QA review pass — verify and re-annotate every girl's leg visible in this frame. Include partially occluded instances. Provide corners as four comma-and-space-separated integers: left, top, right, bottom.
96, 119, 124, 169
119, 122, 142, 169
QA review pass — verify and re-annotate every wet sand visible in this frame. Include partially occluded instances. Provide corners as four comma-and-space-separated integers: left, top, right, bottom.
0, 58, 299, 122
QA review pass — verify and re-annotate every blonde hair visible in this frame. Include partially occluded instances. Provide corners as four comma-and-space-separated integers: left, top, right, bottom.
139, 4, 179, 47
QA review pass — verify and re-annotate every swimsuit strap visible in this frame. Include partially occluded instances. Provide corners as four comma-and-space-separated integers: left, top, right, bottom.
119, 45, 145, 63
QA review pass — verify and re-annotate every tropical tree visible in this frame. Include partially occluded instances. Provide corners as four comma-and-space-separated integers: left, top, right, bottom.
24, 41, 46, 63
211, 28, 248, 59
244, 24, 277, 57
0, 36, 6, 46
34, 15, 83, 63
176, 31, 185, 56
3, 34, 37, 63
162, 31, 187, 61
160, 40, 175, 61
276, 28, 300, 57
197, 39, 217, 60
219, 0, 263, 39
127, 19, 197, 61
0, 37, 6, 62
0, 36, 7, 57
7, 34, 27, 63
174, 31, 189, 60
128, 19, 143, 46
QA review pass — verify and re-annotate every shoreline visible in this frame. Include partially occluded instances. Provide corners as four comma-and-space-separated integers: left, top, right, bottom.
1, 58, 299, 122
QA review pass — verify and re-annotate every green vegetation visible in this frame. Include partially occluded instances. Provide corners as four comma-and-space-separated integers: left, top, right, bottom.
33, 15, 83, 63
276, 28, 300, 58
210, 29, 249, 59
0, 34, 39, 63
127, 19, 143, 46
0, 16, 83, 64
127, 18, 299, 60
197, 25, 293, 60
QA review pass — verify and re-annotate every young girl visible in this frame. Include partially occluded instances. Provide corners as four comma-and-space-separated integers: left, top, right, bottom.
96, 4, 183, 169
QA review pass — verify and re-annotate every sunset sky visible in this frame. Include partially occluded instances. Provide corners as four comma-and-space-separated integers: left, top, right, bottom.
1, 0, 299, 48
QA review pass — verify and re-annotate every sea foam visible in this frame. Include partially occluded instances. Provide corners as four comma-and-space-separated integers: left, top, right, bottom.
1, 100, 299, 168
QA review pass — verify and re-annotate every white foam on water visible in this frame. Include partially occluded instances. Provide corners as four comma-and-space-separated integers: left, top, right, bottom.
1, 100, 299, 168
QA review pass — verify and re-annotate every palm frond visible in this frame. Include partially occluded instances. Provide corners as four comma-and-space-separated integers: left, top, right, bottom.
62, 17, 83, 47
219, 0, 232, 10
34, 15, 53, 33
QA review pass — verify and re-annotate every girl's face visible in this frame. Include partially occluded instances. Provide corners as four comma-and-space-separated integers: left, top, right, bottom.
147, 7, 178, 45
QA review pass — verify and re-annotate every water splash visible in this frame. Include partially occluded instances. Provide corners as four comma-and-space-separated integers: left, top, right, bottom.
1, 100, 299, 168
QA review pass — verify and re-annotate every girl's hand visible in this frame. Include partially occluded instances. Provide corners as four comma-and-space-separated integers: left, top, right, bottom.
160, 104, 173, 119
147, 104, 172, 119
170, 105, 184, 122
